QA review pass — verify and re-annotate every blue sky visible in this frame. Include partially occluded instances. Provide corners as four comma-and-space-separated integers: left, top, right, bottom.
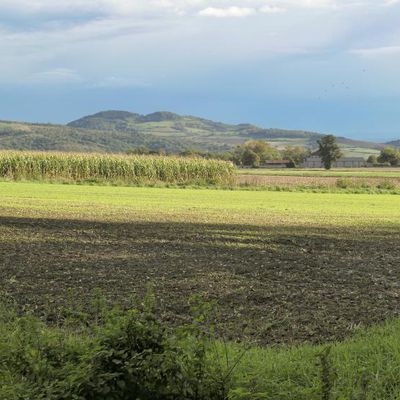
0, 0, 399, 142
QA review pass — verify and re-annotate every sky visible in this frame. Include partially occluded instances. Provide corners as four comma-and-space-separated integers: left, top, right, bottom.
0, 0, 399, 142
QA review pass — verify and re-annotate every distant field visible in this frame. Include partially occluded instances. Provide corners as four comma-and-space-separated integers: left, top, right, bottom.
237, 167, 400, 178
1, 182, 400, 346
237, 167, 400, 190
340, 146, 381, 158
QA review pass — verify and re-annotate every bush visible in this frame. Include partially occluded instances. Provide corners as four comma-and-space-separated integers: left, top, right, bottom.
377, 180, 396, 190
0, 295, 229, 400
336, 178, 352, 189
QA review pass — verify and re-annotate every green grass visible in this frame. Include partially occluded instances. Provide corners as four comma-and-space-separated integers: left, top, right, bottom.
228, 319, 400, 399
237, 167, 400, 178
1, 181, 399, 227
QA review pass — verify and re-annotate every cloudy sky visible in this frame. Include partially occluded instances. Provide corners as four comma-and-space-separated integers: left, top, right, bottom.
0, 0, 399, 141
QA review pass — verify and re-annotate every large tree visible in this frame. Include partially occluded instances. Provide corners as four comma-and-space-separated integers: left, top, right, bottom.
378, 147, 400, 166
241, 148, 260, 167
281, 146, 310, 166
233, 140, 279, 166
317, 135, 342, 170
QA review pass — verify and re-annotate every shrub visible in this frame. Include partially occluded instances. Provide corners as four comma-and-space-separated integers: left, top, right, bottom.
377, 180, 396, 190
0, 296, 229, 400
336, 178, 352, 189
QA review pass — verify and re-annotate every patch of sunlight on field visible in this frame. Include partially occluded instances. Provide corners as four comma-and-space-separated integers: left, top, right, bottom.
0, 181, 399, 227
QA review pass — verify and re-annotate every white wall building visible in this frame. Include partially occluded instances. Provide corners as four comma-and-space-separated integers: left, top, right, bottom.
301, 156, 366, 168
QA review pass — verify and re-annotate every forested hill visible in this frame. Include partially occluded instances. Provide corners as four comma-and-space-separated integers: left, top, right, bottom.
0, 110, 390, 155
386, 140, 400, 148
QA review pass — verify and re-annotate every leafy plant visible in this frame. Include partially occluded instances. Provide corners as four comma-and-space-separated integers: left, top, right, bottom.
0, 293, 234, 400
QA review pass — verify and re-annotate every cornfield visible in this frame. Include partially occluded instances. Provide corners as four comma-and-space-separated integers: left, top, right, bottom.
0, 151, 235, 185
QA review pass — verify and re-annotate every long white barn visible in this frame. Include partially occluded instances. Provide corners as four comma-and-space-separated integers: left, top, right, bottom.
301, 155, 366, 168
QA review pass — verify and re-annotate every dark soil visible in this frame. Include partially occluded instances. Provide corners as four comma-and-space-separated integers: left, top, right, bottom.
1, 216, 400, 345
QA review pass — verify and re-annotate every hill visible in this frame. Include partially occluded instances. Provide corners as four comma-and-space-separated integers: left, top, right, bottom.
67, 110, 386, 157
386, 140, 400, 148
68, 110, 325, 146
0, 120, 194, 153
0, 110, 390, 156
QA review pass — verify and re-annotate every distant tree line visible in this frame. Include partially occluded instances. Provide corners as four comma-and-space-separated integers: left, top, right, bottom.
127, 138, 400, 169
127, 141, 311, 168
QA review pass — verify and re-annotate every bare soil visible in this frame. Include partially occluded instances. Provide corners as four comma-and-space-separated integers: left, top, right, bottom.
1, 216, 400, 345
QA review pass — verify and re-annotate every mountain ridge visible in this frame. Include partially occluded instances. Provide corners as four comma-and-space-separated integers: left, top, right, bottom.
0, 110, 396, 156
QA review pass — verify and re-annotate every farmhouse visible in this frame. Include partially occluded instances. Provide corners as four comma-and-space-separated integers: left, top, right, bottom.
260, 160, 292, 168
301, 155, 366, 168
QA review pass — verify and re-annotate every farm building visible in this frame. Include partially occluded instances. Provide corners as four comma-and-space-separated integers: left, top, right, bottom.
301, 155, 366, 168
260, 160, 292, 168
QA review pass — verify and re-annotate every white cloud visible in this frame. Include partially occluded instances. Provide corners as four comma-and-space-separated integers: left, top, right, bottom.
0, 0, 384, 23
0, 0, 399, 89
199, 6, 256, 18
296, 0, 336, 7
385, 0, 400, 5
350, 46, 400, 56
27, 68, 82, 84
259, 5, 286, 13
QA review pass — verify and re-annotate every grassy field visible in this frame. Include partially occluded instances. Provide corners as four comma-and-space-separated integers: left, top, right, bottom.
1, 181, 400, 348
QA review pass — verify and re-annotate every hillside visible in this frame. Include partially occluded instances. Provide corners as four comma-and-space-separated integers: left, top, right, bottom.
68, 110, 325, 148
0, 110, 389, 156
387, 140, 400, 148
68, 110, 386, 156
0, 120, 196, 153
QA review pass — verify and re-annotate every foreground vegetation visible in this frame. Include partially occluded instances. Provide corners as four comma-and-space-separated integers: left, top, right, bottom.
0, 295, 230, 400
0, 151, 234, 186
3, 297, 400, 399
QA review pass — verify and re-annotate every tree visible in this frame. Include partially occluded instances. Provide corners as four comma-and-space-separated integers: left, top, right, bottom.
281, 146, 310, 166
233, 140, 279, 166
244, 140, 280, 162
317, 135, 342, 170
367, 155, 378, 165
241, 149, 260, 167
378, 147, 400, 166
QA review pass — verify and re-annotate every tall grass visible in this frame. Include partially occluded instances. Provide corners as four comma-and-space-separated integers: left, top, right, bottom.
228, 320, 400, 399
0, 151, 234, 186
